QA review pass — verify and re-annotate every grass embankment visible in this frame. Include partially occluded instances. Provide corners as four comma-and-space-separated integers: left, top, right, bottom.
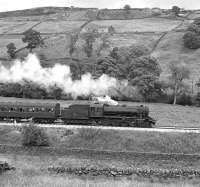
1, 125, 200, 154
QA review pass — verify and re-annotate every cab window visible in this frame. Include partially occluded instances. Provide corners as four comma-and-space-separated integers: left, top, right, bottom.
91, 107, 95, 113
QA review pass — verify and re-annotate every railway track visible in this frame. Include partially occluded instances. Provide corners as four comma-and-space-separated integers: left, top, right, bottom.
1, 121, 200, 133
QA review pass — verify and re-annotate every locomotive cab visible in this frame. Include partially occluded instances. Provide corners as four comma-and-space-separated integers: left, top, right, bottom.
89, 103, 104, 117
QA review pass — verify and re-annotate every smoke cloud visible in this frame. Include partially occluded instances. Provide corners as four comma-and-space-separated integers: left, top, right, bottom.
0, 54, 117, 97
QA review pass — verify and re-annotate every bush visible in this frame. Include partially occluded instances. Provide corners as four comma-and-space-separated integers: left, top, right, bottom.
177, 93, 192, 106
63, 129, 74, 136
183, 31, 200, 49
21, 124, 49, 146
78, 128, 101, 141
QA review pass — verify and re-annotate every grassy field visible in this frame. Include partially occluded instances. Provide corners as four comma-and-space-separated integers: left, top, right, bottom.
152, 31, 200, 81
0, 21, 37, 34
108, 33, 162, 49
87, 18, 182, 33
98, 9, 153, 20
34, 20, 86, 34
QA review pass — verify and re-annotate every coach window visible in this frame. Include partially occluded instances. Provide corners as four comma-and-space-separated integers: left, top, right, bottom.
41, 107, 45, 112
19, 108, 23, 112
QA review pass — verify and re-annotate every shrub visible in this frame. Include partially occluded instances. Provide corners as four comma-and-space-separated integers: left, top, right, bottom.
78, 128, 101, 140
21, 124, 49, 146
63, 129, 74, 136
183, 31, 200, 49
152, 11, 161, 16
188, 23, 200, 34
177, 93, 192, 106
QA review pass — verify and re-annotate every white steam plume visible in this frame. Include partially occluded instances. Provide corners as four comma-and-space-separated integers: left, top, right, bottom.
0, 54, 117, 97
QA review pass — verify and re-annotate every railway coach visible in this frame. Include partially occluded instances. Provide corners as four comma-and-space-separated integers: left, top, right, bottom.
0, 102, 60, 123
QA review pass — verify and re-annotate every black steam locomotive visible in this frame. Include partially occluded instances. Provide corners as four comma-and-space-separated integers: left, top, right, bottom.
0, 101, 155, 127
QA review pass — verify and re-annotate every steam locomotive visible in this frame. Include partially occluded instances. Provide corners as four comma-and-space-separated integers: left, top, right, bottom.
0, 101, 156, 128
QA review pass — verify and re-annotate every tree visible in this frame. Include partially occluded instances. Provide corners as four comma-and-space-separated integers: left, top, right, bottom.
168, 62, 190, 105
110, 47, 119, 59
131, 75, 162, 102
22, 29, 44, 52
128, 56, 161, 80
172, 6, 180, 16
183, 18, 200, 49
82, 29, 99, 57
128, 56, 162, 101
70, 60, 94, 80
124, 5, 131, 17
95, 56, 118, 77
50, 86, 63, 100
69, 33, 79, 58
96, 34, 110, 57
6, 43, 16, 59
108, 26, 115, 35
187, 22, 200, 34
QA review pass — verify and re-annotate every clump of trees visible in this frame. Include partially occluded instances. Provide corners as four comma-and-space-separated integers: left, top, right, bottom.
94, 45, 162, 101
6, 29, 44, 58
0, 81, 67, 100
22, 29, 44, 52
183, 19, 200, 49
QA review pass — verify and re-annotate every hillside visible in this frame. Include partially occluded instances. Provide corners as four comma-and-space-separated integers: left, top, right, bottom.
0, 7, 199, 86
